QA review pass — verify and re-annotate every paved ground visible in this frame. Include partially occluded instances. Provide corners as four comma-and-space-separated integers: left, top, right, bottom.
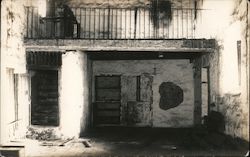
3, 127, 249, 157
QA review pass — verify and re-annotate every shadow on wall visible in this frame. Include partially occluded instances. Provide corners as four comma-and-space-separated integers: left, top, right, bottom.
150, 0, 172, 28
203, 103, 225, 133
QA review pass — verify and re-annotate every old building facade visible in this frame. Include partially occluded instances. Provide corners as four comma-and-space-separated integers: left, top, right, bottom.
0, 0, 249, 144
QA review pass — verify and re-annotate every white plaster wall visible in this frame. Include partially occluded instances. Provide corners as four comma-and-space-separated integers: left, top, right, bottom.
1, 0, 26, 73
196, 0, 249, 141
93, 59, 194, 128
60, 51, 87, 138
196, 0, 241, 94
1, 0, 27, 144
17, 74, 30, 139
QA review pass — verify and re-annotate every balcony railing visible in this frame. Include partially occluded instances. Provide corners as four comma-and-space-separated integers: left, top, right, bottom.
25, 6, 199, 39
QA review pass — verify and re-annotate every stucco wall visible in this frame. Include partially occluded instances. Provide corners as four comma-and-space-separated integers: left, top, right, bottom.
92, 59, 194, 127
1, 0, 27, 144
60, 51, 89, 137
1, 0, 26, 73
201, 0, 249, 141
217, 94, 249, 140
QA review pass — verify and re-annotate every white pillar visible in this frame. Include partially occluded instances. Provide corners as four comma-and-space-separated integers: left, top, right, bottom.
60, 51, 86, 138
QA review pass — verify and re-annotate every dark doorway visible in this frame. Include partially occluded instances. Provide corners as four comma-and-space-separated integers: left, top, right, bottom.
31, 70, 59, 126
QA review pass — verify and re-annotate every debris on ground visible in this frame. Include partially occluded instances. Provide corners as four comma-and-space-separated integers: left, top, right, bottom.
40, 138, 74, 147
76, 138, 92, 148
82, 140, 92, 148
59, 137, 74, 146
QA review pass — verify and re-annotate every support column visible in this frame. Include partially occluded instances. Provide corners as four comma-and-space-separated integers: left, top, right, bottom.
60, 50, 85, 138
193, 57, 202, 125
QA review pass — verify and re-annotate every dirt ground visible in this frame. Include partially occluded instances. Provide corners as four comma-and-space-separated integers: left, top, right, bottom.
6, 127, 249, 157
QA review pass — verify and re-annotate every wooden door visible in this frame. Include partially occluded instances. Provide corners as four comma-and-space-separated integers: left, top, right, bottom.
94, 76, 121, 125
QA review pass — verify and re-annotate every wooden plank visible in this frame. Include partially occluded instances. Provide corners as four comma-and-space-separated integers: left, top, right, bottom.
96, 102, 120, 109
193, 57, 202, 125
96, 117, 120, 124
97, 111, 120, 117
96, 89, 120, 101
96, 76, 120, 88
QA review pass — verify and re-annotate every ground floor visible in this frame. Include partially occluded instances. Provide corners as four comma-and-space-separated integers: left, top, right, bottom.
2, 49, 209, 142
1, 39, 249, 156
1, 128, 249, 157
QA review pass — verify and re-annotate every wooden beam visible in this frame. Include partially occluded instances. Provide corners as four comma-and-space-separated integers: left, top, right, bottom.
193, 56, 202, 125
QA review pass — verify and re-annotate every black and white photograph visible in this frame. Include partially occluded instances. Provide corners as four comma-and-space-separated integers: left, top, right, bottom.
0, 0, 249, 156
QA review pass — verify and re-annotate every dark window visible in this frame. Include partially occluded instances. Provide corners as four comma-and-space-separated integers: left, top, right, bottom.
136, 76, 141, 101
237, 40, 241, 85
14, 74, 18, 121
31, 70, 59, 126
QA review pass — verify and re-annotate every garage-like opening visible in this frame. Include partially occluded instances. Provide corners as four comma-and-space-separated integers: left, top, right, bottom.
88, 51, 203, 128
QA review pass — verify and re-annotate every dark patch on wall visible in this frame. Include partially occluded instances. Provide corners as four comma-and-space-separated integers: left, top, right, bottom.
159, 82, 183, 110
182, 39, 216, 49
6, 7, 15, 23
150, 0, 172, 28
0, 150, 19, 157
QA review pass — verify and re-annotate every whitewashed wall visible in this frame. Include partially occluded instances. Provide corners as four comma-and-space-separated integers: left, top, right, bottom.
60, 51, 89, 137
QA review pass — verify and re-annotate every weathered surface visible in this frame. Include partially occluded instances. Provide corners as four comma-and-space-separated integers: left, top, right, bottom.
201, 0, 249, 141
140, 73, 153, 102
159, 82, 184, 110
217, 94, 249, 140
127, 101, 151, 126
26, 0, 197, 9
25, 39, 215, 52
93, 59, 194, 127
193, 57, 202, 125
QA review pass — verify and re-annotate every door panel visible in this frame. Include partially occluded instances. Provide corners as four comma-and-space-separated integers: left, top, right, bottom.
93, 74, 153, 126
123, 74, 153, 126
94, 76, 121, 125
